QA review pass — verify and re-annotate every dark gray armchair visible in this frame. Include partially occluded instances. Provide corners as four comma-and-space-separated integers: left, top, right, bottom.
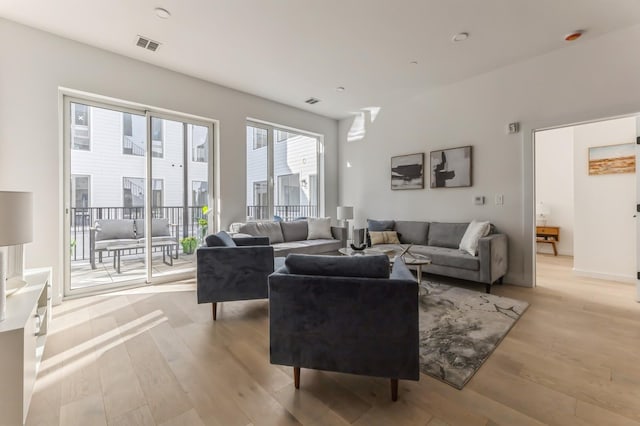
197, 232, 275, 320
268, 254, 419, 401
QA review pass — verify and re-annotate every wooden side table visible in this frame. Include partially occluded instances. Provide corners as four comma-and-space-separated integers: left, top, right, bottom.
536, 226, 559, 256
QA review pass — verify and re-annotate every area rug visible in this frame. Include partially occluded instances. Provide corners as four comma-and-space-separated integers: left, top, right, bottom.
418, 281, 529, 389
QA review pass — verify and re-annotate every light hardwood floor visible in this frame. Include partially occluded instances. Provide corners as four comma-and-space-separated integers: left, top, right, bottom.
26, 255, 640, 426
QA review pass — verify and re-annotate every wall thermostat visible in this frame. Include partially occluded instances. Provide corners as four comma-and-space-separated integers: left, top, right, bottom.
474, 196, 485, 205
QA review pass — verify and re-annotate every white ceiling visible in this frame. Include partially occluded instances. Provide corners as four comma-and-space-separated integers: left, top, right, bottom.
1, 0, 640, 119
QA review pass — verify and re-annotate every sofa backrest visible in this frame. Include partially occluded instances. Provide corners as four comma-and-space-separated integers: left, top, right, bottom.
394, 221, 429, 245
284, 254, 390, 278
95, 219, 135, 241
134, 218, 171, 238
427, 222, 470, 249
238, 221, 284, 244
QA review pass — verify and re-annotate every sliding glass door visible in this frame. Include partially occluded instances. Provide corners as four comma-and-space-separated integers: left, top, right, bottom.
246, 122, 320, 221
65, 96, 213, 295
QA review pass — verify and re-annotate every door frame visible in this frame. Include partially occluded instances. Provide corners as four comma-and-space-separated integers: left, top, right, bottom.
60, 88, 218, 298
526, 110, 640, 296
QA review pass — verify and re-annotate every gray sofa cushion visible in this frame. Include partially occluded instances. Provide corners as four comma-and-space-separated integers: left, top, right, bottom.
95, 219, 135, 241
272, 239, 342, 256
134, 218, 171, 238
238, 221, 284, 244
427, 222, 469, 249
394, 221, 429, 245
94, 238, 138, 251
409, 245, 480, 271
281, 220, 308, 242
206, 231, 237, 247
285, 253, 390, 278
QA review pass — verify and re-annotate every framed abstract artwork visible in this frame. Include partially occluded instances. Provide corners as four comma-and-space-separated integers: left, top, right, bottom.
391, 153, 424, 190
430, 146, 472, 188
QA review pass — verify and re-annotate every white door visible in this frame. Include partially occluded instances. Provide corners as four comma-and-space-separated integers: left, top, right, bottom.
636, 115, 640, 302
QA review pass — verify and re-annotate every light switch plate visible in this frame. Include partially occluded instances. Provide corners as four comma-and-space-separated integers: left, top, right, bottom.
495, 194, 504, 205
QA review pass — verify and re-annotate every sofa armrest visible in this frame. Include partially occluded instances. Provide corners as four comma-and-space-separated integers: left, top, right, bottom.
478, 233, 508, 284
268, 272, 419, 381
331, 226, 347, 247
196, 245, 274, 303
232, 236, 270, 246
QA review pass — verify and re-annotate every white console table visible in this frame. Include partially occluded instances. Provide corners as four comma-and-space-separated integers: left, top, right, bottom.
0, 268, 52, 426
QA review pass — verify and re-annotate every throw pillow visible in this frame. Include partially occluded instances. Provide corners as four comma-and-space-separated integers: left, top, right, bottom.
254, 222, 285, 244
366, 219, 395, 247
369, 231, 401, 245
205, 231, 237, 247
459, 220, 491, 256
307, 217, 333, 240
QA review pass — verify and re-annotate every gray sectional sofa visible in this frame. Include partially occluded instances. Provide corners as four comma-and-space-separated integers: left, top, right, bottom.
234, 220, 347, 256
361, 220, 508, 293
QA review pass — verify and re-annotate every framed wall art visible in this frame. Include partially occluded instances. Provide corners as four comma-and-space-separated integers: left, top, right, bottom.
588, 143, 635, 175
391, 153, 424, 190
430, 146, 472, 188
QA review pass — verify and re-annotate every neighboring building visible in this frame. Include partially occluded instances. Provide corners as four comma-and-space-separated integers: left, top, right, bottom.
70, 103, 209, 215
245, 125, 319, 220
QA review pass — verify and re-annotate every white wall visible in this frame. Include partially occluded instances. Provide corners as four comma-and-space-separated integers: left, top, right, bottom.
535, 127, 574, 256
0, 19, 338, 302
338, 23, 640, 286
573, 117, 636, 282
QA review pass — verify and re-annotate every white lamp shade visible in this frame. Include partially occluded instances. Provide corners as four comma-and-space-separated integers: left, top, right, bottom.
536, 202, 551, 217
336, 206, 354, 221
0, 191, 33, 246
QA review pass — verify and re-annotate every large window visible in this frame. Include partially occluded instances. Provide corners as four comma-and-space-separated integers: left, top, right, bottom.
277, 174, 300, 205
71, 103, 90, 150
246, 122, 320, 221
252, 127, 267, 150
151, 117, 164, 158
192, 181, 208, 206
191, 125, 209, 162
123, 177, 163, 208
122, 113, 146, 156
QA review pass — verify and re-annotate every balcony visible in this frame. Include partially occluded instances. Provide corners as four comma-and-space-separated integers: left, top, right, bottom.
70, 206, 206, 289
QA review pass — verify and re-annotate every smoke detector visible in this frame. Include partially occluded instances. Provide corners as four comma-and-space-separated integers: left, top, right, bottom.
136, 35, 161, 52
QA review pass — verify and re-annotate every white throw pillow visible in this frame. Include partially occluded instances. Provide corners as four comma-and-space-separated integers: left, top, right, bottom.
307, 217, 333, 240
459, 220, 491, 256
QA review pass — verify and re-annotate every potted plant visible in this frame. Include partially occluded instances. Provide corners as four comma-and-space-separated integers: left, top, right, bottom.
180, 236, 198, 255
198, 206, 210, 243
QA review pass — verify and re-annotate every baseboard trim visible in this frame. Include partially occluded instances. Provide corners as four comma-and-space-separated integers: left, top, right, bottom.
572, 268, 635, 284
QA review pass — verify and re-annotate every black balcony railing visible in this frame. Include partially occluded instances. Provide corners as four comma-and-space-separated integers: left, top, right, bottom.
70, 206, 207, 261
247, 205, 319, 222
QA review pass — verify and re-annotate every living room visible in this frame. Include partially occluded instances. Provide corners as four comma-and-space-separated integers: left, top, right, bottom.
1, 1, 640, 425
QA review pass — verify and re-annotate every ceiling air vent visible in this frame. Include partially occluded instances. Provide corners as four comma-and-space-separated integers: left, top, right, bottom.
305, 97, 320, 105
136, 35, 161, 52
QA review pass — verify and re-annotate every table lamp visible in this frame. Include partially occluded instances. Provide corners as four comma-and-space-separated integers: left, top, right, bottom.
536, 201, 551, 226
0, 191, 34, 321
337, 206, 354, 242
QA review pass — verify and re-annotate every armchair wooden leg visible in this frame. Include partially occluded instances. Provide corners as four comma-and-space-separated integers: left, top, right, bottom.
294, 367, 300, 389
390, 379, 398, 402
212, 302, 217, 321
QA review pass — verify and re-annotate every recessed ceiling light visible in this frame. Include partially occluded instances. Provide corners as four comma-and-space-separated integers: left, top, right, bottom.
155, 7, 171, 19
452, 32, 469, 43
564, 30, 584, 42
336, 86, 345, 92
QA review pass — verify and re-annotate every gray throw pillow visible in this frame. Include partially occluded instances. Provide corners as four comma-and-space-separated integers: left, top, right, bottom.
307, 217, 332, 240
366, 219, 395, 247
281, 220, 308, 242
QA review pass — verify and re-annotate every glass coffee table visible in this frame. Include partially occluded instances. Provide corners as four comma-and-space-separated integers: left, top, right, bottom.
338, 246, 431, 283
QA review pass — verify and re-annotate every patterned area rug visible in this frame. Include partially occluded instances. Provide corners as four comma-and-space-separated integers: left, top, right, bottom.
418, 281, 529, 389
